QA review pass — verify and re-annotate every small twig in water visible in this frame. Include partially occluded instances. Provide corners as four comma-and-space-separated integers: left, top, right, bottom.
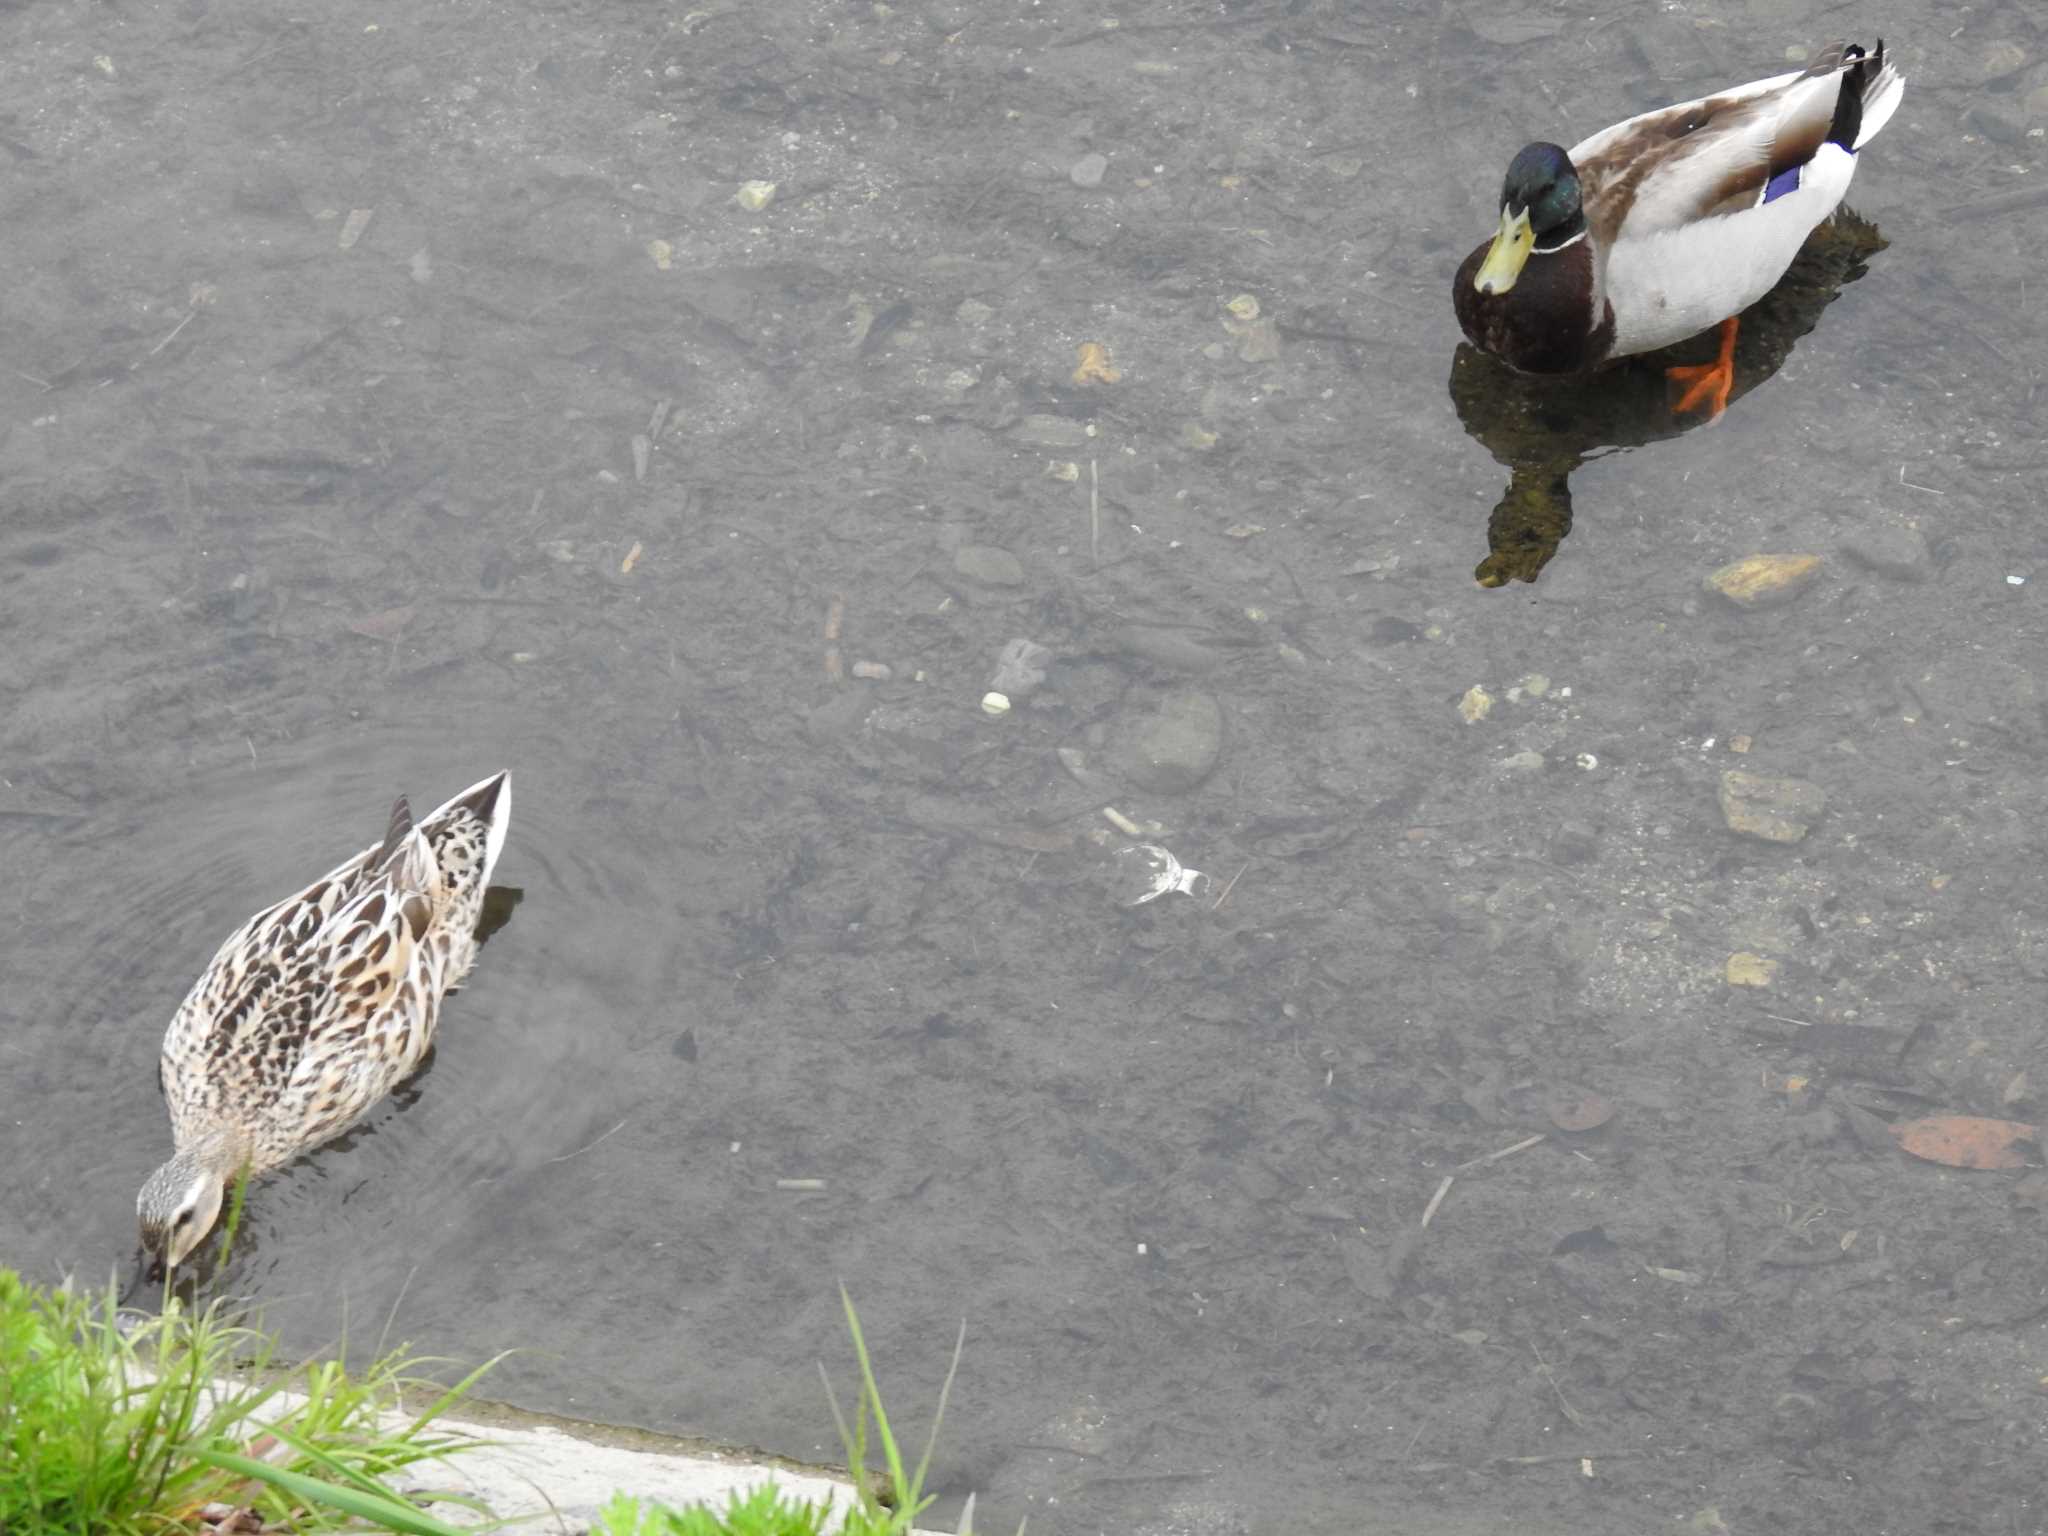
1419, 1174, 1454, 1228
138, 310, 195, 365
544, 1119, 626, 1164
1210, 861, 1251, 911
1531, 1340, 1587, 1428
516, 489, 549, 543
1409, 1448, 1649, 1473
1453, 1133, 1545, 1174
1089, 458, 1100, 564
824, 593, 846, 682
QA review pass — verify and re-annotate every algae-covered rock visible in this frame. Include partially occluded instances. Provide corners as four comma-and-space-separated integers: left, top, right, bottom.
1705, 553, 1821, 609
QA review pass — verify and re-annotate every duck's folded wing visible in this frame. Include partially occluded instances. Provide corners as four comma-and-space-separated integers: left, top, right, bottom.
259, 827, 440, 1130
1570, 46, 1859, 245
160, 816, 439, 1128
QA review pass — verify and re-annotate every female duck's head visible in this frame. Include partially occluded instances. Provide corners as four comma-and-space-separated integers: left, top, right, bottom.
136, 1134, 237, 1272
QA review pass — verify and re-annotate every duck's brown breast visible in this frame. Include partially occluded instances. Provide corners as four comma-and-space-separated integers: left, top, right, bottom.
1452, 239, 1614, 375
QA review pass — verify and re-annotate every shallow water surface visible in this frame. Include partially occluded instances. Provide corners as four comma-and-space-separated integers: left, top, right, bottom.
5, 2, 2047, 1532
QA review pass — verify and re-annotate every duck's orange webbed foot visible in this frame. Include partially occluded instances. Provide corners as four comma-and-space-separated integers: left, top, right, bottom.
1666, 315, 1740, 421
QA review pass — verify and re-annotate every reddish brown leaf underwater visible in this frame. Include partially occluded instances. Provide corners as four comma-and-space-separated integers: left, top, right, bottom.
1890, 1115, 2040, 1170
347, 604, 415, 641
1546, 1085, 1615, 1132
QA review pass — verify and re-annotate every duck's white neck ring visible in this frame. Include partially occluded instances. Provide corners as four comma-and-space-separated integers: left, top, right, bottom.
1533, 228, 1587, 256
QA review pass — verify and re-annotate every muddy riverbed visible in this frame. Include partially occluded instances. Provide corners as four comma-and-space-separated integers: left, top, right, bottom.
5, 1, 2047, 1532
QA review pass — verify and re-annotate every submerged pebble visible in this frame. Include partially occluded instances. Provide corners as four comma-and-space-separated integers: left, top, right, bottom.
1110, 624, 1224, 674
1726, 952, 1779, 987
1719, 769, 1826, 843
1108, 689, 1223, 793
1841, 526, 1930, 581
955, 544, 1025, 586
1705, 553, 1821, 609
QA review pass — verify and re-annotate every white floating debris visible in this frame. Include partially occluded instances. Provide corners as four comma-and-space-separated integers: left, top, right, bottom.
980, 690, 1011, 716
338, 208, 374, 249
735, 180, 777, 211
1116, 843, 1209, 905
2007, 573, 2027, 586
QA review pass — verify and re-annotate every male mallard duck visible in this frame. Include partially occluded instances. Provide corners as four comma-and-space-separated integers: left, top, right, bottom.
1455, 41, 1903, 418
137, 772, 511, 1272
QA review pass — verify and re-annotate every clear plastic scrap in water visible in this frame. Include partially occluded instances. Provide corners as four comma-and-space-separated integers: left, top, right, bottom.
990, 637, 1053, 698
1113, 842, 1210, 906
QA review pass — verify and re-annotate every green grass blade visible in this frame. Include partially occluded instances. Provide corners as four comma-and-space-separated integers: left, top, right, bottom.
909, 1320, 966, 1501
838, 1287, 907, 1500
397, 1351, 511, 1440
189, 1447, 468, 1536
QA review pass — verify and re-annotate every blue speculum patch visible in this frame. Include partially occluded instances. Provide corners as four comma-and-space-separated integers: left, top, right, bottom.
1761, 164, 1803, 204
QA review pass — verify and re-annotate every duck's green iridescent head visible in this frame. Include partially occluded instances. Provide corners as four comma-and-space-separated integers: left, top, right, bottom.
1474, 143, 1584, 295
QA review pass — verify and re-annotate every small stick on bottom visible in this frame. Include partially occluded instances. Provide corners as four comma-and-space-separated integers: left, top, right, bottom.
1419, 1174, 1454, 1228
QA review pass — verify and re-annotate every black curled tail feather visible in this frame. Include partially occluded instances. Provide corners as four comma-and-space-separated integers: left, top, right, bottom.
1826, 39, 1883, 150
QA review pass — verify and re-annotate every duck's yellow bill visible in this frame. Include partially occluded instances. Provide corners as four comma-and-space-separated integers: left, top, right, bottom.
1473, 207, 1534, 295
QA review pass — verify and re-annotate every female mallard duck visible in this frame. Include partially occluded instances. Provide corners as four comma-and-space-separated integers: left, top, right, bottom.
137, 772, 510, 1272
1455, 41, 1903, 418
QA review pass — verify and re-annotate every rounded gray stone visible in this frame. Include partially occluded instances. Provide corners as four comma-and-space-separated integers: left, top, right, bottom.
1109, 690, 1224, 793
954, 544, 1025, 586
1069, 152, 1109, 188
1842, 526, 1931, 581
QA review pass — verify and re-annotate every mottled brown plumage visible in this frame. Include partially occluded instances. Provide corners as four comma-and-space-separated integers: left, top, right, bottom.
138, 772, 511, 1270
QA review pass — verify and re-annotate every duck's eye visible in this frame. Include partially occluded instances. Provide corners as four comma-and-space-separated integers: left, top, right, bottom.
172, 1211, 193, 1230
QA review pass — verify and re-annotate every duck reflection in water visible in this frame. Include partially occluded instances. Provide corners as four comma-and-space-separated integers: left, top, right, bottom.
1449, 208, 1889, 588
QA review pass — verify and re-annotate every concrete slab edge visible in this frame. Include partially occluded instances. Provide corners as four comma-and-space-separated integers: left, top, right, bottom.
369, 1388, 954, 1534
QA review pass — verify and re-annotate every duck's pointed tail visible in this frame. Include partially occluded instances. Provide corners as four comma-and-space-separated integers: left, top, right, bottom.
423, 770, 512, 889
1830, 39, 1904, 151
